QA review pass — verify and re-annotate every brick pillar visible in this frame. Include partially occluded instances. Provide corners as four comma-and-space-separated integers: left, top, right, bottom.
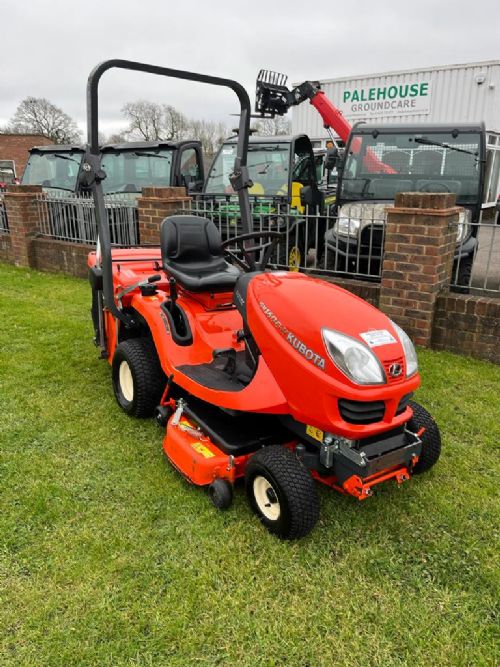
137, 187, 191, 245
379, 192, 460, 347
3, 184, 42, 267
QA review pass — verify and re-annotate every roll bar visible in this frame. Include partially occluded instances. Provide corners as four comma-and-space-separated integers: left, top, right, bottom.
85, 59, 253, 326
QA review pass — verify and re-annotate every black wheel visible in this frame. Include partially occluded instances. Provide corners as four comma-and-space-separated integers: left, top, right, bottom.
245, 445, 319, 539
208, 478, 234, 510
408, 401, 441, 474
450, 256, 473, 294
112, 338, 165, 417
154, 404, 173, 428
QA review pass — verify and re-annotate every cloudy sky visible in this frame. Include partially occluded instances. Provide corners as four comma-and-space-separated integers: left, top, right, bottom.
1, 0, 499, 137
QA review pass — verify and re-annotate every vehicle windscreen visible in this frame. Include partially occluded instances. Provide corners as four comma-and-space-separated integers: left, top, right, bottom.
205, 143, 290, 196
101, 149, 174, 194
0, 168, 15, 184
22, 152, 83, 191
340, 132, 482, 204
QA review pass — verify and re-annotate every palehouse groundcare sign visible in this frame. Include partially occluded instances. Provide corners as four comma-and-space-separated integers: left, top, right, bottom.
339, 81, 432, 118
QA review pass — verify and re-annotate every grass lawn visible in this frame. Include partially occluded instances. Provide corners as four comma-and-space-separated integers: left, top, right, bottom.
0, 262, 499, 667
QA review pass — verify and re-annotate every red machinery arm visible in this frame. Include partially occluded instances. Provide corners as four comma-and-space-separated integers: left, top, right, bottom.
255, 71, 395, 174
309, 89, 352, 144
309, 90, 395, 174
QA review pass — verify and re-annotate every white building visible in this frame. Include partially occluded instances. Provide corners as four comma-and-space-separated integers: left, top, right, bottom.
291, 60, 500, 205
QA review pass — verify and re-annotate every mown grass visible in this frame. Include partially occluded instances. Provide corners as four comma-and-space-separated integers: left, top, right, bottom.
0, 262, 499, 667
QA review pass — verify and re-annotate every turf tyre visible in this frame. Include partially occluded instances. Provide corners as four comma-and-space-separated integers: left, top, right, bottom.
208, 478, 234, 510
112, 338, 165, 418
408, 400, 441, 474
245, 445, 319, 539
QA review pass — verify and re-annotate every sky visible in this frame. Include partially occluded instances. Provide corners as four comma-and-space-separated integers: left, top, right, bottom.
1, 0, 499, 138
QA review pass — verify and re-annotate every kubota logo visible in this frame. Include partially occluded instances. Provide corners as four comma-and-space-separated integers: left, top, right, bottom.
259, 301, 326, 370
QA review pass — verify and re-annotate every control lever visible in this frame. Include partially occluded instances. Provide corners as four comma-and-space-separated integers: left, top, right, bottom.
116, 273, 162, 300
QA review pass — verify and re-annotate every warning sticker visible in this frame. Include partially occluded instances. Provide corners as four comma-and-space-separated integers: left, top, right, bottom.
191, 442, 215, 459
359, 329, 397, 348
306, 425, 324, 442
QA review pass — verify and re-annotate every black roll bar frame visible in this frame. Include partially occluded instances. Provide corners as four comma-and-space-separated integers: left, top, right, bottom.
85, 59, 253, 327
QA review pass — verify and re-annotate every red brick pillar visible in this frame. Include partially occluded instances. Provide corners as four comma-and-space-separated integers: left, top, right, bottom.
137, 187, 191, 245
3, 184, 42, 267
379, 192, 460, 347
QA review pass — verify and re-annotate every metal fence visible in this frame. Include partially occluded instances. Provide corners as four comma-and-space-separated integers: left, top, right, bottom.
450, 214, 500, 295
191, 196, 500, 295
36, 192, 138, 246
0, 197, 8, 233
191, 196, 387, 280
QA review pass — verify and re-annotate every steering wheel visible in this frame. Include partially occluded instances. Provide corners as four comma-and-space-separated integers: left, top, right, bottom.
420, 182, 451, 193
221, 231, 284, 272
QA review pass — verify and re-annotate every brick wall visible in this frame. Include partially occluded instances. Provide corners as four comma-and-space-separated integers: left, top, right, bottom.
323, 275, 381, 307
137, 187, 191, 245
0, 233, 12, 262
379, 192, 458, 346
32, 238, 93, 279
432, 293, 500, 364
0, 134, 53, 179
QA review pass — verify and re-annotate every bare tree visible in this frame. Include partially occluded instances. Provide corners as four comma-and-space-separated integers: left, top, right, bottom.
186, 119, 228, 156
254, 115, 292, 136
6, 97, 81, 144
104, 131, 128, 145
121, 100, 188, 141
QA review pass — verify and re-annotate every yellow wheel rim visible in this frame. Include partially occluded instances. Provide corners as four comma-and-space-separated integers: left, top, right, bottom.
288, 246, 301, 272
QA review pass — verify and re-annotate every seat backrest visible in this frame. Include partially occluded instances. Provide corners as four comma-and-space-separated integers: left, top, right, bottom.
161, 215, 223, 266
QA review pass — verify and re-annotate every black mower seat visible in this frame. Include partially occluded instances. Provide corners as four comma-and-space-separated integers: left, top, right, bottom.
161, 215, 240, 293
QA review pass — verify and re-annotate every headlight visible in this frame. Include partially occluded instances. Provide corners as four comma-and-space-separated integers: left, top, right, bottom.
269, 215, 286, 228
336, 216, 360, 237
390, 321, 418, 377
322, 329, 386, 385
336, 202, 393, 237
456, 209, 471, 244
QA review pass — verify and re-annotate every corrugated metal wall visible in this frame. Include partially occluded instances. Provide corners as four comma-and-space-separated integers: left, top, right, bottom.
292, 61, 500, 140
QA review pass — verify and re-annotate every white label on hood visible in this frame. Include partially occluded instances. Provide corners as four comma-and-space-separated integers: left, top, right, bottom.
360, 329, 397, 348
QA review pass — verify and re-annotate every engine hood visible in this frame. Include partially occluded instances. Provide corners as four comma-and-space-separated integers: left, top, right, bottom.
243, 271, 418, 432
247, 271, 401, 360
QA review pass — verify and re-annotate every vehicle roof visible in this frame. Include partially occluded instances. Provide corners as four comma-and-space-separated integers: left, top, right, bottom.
29, 140, 199, 154
29, 145, 85, 153
101, 140, 197, 151
351, 122, 485, 134
223, 134, 308, 145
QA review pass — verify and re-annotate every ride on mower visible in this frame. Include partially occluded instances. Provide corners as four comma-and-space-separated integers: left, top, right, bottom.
87, 60, 441, 539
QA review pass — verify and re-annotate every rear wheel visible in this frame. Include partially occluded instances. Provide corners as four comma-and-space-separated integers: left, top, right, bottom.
112, 338, 165, 417
245, 446, 319, 539
408, 401, 441, 474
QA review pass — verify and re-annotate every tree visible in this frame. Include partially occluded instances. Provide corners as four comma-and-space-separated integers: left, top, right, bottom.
104, 131, 128, 145
254, 115, 292, 136
186, 119, 228, 156
6, 97, 81, 144
121, 100, 188, 141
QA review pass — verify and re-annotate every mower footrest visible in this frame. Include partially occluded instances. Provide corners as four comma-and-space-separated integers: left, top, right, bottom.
181, 396, 288, 456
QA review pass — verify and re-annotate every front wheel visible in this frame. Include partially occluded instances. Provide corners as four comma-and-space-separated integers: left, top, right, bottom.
245, 446, 319, 539
408, 401, 441, 474
450, 256, 473, 294
112, 338, 165, 417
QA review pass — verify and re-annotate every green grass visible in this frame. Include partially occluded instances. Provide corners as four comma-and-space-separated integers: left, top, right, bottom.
0, 262, 499, 667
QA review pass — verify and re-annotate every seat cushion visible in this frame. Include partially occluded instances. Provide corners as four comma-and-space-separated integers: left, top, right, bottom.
161, 215, 240, 293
